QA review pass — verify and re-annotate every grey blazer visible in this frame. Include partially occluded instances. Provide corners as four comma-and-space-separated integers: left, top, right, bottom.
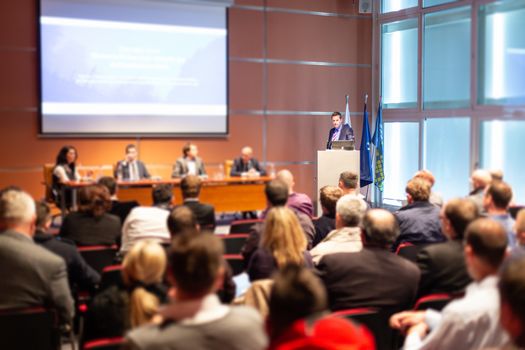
0, 230, 74, 325
172, 157, 206, 178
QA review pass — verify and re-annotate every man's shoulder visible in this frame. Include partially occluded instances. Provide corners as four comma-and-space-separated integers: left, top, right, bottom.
1, 231, 65, 267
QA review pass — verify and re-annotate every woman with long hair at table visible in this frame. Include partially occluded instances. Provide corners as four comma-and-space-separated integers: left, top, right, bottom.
52, 145, 81, 209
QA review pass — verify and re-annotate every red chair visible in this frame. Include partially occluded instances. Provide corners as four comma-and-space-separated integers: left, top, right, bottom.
414, 293, 453, 311
0, 307, 60, 350
229, 219, 262, 234
221, 234, 249, 254
83, 336, 124, 350
224, 254, 244, 275
78, 245, 118, 274
396, 242, 425, 262
99, 265, 124, 291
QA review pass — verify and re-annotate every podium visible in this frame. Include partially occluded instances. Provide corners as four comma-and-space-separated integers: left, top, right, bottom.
317, 150, 360, 214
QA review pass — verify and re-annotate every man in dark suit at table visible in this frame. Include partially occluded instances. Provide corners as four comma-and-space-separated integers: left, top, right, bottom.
326, 112, 354, 150
230, 146, 266, 177
181, 175, 216, 230
115, 144, 150, 181
172, 142, 207, 178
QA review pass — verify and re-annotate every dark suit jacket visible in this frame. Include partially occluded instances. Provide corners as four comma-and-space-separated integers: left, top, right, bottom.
326, 124, 354, 149
59, 211, 121, 246
183, 200, 216, 230
416, 239, 471, 297
0, 230, 74, 324
312, 214, 336, 247
317, 247, 420, 311
34, 231, 101, 292
171, 157, 206, 178
230, 157, 267, 177
115, 160, 150, 180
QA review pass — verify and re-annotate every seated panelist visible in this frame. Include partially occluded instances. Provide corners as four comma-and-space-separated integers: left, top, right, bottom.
172, 142, 207, 178
115, 144, 150, 181
230, 146, 266, 177
326, 111, 354, 149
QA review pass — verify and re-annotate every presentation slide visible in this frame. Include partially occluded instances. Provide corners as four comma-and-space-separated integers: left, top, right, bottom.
40, 0, 228, 135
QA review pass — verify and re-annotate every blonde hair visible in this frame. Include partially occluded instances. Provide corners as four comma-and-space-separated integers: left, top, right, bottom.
262, 207, 306, 268
122, 240, 166, 328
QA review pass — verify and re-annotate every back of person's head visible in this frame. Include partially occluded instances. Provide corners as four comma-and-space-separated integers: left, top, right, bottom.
336, 194, 367, 227
338, 171, 358, 190
0, 188, 35, 228
152, 184, 173, 206
35, 200, 51, 230
97, 176, 117, 196
464, 218, 507, 270
55, 145, 77, 165
443, 198, 479, 240
499, 257, 525, 347
180, 175, 201, 199
485, 181, 513, 210
78, 184, 111, 217
362, 209, 399, 248
265, 179, 289, 207
471, 169, 492, 189
319, 186, 343, 218
413, 169, 435, 187
405, 177, 431, 202
123, 240, 167, 328
169, 232, 224, 297
276, 170, 294, 191
263, 207, 306, 268
167, 205, 198, 237
269, 264, 327, 338
490, 169, 504, 182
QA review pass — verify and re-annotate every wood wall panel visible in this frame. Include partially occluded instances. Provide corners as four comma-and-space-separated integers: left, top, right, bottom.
0, 0, 36, 47
267, 0, 360, 15
267, 64, 371, 111
267, 12, 371, 64
229, 61, 264, 110
0, 52, 38, 107
228, 8, 264, 58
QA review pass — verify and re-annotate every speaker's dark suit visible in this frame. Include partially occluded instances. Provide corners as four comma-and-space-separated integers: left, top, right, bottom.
317, 247, 420, 311
326, 124, 354, 149
183, 200, 216, 230
416, 239, 471, 297
115, 160, 150, 180
230, 158, 266, 177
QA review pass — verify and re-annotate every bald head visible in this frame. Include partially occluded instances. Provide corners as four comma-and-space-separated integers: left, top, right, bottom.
276, 169, 294, 193
471, 169, 492, 190
362, 209, 399, 248
241, 146, 253, 162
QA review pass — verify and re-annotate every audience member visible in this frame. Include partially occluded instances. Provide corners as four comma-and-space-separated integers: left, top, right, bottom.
125, 233, 267, 350
120, 184, 172, 253
491, 169, 504, 182
511, 209, 525, 258
392, 177, 445, 251
230, 146, 266, 177
413, 169, 443, 207
276, 169, 314, 218
498, 257, 525, 349
312, 186, 343, 247
180, 175, 216, 230
0, 188, 73, 326
171, 142, 206, 178
390, 218, 510, 349
468, 169, 492, 213
338, 171, 363, 198
84, 240, 168, 340
484, 180, 516, 247
59, 184, 121, 246
52, 145, 81, 208
268, 264, 375, 350
247, 207, 313, 282
115, 144, 151, 181
98, 176, 139, 224
34, 201, 100, 294
415, 198, 478, 297
310, 194, 366, 264
317, 209, 420, 311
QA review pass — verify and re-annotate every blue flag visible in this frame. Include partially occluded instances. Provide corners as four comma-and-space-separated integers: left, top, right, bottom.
360, 101, 373, 188
372, 101, 384, 192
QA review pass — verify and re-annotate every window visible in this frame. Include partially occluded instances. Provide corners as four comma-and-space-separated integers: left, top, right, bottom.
423, 0, 458, 8
382, 0, 418, 13
384, 122, 420, 203
423, 7, 471, 109
480, 120, 525, 203
423, 117, 470, 201
478, 0, 525, 105
382, 19, 418, 109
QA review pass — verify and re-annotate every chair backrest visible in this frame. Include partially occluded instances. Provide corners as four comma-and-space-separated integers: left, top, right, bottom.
414, 293, 453, 311
224, 254, 244, 275
0, 307, 59, 350
78, 245, 118, 274
43, 163, 56, 203
221, 234, 249, 254
83, 336, 124, 350
224, 159, 234, 177
229, 219, 262, 234
333, 307, 400, 350
99, 265, 124, 291
396, 242, 425, 262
